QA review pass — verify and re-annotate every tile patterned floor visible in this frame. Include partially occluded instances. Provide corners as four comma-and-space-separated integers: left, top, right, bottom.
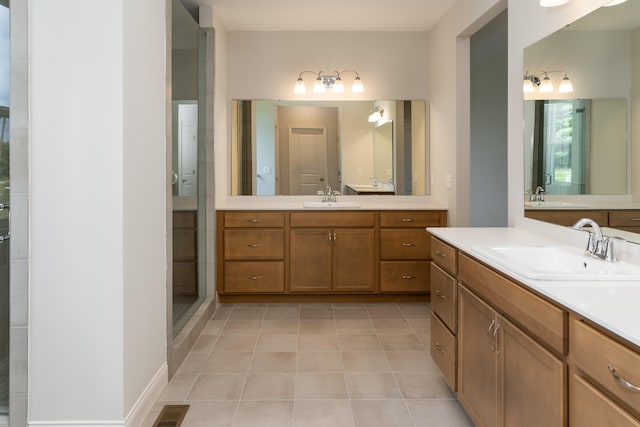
143, 302, 473, 427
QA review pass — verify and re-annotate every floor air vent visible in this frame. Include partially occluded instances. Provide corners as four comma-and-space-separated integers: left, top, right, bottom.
153, 404, 189, 427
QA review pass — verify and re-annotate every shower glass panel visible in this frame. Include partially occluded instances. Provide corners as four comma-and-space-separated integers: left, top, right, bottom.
0, 1, 9, 417
171, 0, 207, 337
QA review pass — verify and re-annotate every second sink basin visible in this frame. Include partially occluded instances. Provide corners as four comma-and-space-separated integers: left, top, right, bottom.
472, 245, 640, 281
303, 201, 361, 209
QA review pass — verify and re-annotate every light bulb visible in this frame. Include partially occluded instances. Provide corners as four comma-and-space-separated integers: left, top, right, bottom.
539, 75, 554, 93
313, 77, 325, 94
352, 76, 364, 93
294, 77, 306, 94
332, 77, 344, 93
523, 78, 534, 93
558, 75, 573, 93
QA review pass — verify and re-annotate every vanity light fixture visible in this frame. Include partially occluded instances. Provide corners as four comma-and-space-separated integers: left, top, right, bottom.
368, 106, 384, 123
540, 0, 570, 7
523, 70, 573, 94
294, 70, 364, 94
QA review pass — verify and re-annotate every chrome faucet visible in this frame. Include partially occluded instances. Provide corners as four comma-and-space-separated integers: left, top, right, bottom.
571, 218, 618, 262
318, 185, 338, 203
532, 186, 545, 202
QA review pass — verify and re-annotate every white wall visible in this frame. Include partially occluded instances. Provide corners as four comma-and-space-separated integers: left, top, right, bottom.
29, 0, 166, 423
633, 27, 640, 200
256, 101, 276, 195
216, 31, 428, 204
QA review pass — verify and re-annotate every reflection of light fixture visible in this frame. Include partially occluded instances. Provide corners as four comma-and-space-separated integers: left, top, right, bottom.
603, 0, 627, 6
540, 0, 570, 6
368, 106, 383, 122
293, 70, 364, 94
523, 70, 573, 94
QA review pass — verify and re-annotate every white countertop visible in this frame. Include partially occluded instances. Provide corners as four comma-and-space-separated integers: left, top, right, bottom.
427, 226, 640, 349
216, 196, 447, 211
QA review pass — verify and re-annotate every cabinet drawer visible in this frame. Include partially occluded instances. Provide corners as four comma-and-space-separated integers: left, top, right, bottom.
608, 211, 640, 227
431, 263, 457, 333
380, 261, 429, 293
458, 253, 567, 355
573, 319, 640, 416
431, 311, 456, 391
224, 262, 285, 293
224, 230, 284, 260
174, 210, 197, 228
524, 209, 608, 226
431, 237, 457, 274
380, 211, 446, 228
224, 212, 285, 228
571, 374, 640, 427
380, 229, 430, 260
290, 211, 374, 228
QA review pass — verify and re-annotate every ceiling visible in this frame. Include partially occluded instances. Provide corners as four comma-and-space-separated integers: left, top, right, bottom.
179, 0, 456, 31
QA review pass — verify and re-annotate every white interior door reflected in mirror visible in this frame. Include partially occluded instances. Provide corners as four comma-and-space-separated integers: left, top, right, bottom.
177, 103, 198, 197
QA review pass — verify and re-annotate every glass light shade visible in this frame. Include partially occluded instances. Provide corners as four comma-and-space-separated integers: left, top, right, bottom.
558, 76, 574, 93
368, 109, 382, 122
603, 0, 627, 6
352, 77, 364, 93
540, 0, 570, 6
523, 79, 534, 93
539, 76, 554, 93
294, 77, 306, 94
332, 78, 345, 93
313, 78, 325, 94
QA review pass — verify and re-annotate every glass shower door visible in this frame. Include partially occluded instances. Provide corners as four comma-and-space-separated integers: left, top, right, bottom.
0, 1, 8, 418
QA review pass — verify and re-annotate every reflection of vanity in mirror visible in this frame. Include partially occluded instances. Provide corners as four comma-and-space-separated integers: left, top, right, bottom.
523, 1, 640, 240
230, 99, 427, 196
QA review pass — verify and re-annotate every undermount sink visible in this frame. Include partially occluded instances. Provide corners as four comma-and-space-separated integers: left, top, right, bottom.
471, 245, 640, 281
524, 201, 589, 209
302, 201, 361, 209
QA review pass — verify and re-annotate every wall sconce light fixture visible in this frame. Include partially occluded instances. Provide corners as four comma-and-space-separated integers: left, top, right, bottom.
523, 70, 573, 94
294, 70, 364, 94
368, 106, 384, 123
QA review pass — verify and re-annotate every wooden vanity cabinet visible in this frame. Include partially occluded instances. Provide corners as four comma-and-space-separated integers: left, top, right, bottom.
608, 210, 640, 233
379, 210, 446, 293
218, 211, 286, 294
289, 212, 375, 293
458, 285, 566, 427
173, 210, 197, 295
524, 209, 608, 226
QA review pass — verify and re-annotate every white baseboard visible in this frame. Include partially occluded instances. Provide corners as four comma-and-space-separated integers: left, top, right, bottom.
28, 363, 168, 427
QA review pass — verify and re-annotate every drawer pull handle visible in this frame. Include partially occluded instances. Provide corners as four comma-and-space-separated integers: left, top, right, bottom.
401, 218, 415, 222
435, 342, 445, 354
435, 250, 446, 257
248, 275, 262, 280
632, 218, 640, 222
402, 242, 416, 247
248, 218, 263, 223
488, 320, 496, 351
435, 289, 446, 299
248, 243, 262, 248
401, 275, 415, 280
608, 365, 640, 392
492, 324, 501, 355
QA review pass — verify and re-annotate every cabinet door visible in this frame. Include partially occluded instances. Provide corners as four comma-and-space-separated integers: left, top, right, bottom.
498, 315, 566, 427
290, 229, 332, 292
458, 285, 498, 427
333, 228, 375, 292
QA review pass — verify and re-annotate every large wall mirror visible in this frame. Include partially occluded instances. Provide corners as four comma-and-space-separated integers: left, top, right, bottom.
523, 0, 640, 229
230, 99, 428, 196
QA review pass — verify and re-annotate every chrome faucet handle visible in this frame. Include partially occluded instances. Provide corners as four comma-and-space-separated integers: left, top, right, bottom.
604, 237, 624, 263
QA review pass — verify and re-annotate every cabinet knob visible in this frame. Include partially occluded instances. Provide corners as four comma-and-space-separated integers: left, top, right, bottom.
435, 342, 446, 354
435, 289, 446, 299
